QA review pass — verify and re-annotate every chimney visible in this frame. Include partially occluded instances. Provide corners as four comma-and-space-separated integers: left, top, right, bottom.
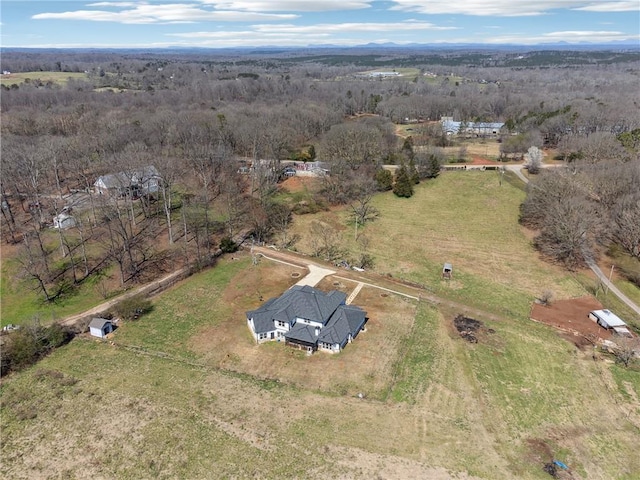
315, 327, 320, 336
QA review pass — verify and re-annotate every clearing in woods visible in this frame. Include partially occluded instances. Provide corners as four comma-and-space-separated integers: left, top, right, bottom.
289, 171, 586, 319
0, 71, 88, 86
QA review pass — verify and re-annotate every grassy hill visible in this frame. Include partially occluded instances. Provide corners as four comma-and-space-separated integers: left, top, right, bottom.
290, 171, 586, 318
2, 172, 639, 479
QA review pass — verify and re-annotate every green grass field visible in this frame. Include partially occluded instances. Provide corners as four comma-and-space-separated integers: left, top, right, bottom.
0, 71, 88, 86
0, 257, 119, 327
3, 262, 638, 479
290, 171, 586, 319
2, 172, 639, 479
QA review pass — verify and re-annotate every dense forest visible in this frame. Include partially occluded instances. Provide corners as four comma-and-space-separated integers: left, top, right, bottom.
1, 48, 639, 304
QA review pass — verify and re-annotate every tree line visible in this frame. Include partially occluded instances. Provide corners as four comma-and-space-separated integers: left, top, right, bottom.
1, 49, 638, 303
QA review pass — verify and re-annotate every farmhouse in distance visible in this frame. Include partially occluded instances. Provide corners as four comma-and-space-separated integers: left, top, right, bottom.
246, 285, 367, 354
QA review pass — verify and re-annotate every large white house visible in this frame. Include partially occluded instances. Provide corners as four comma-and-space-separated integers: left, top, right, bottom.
94, 165, 161, 197
246, 285, 367, 354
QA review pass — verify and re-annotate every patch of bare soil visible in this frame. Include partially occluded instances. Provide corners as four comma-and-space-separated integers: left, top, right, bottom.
190, 260, 416, 397
279, 175, 318, 193
469, 155, 501, 165
317, 445, 485, 480
530, 296, 612, 343
453, 314, 494, 343
525, 437, 580, 480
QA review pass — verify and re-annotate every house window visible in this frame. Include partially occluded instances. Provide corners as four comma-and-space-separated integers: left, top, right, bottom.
258, 333, 268, 340
276, 321, 286, 328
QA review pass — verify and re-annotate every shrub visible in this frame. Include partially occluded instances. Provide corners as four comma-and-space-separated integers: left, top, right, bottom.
220, 236, 238, 253
0, 321, 74, 375
113, 294, 152, 321
539, 290, 554, 306
374, 168, 393, 191
356, 253, 375, 270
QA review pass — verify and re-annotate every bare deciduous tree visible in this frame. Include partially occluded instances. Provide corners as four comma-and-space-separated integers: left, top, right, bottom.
524, 146, 543, 174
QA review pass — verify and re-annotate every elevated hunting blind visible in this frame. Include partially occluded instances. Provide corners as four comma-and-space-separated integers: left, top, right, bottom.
442, 262, 453, 279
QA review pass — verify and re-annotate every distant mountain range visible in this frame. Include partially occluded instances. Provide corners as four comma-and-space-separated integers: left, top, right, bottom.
2, 40, 639, 55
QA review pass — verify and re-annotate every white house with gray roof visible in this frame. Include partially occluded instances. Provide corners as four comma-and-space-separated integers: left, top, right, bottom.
246, 285, 367, 354
94, 165, 161, 197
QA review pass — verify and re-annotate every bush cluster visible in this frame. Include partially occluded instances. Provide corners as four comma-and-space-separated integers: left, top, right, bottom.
1, 322, 74, 376
112, 294, 152, 321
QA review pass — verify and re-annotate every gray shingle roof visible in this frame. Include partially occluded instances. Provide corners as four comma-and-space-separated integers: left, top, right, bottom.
285, 324, 318, 345
95, 165, 160, 190
96, 172, 132, 189
246, 285, 347, 334
247, 286, 366, 350
319, 305, 366, 347
89, 318, 111, 329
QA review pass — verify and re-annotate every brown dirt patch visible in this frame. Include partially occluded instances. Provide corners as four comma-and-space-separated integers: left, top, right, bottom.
469, 155, 501, 165
191, 260, 416, 398
530, 296, 613, 344
279, 175, 319, 193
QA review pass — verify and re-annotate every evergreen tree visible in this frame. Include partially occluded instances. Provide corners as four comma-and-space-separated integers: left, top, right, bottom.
401, 136, 415, 160
409, 158, 420, 184
374, 168, 393, 191
393, 163, 414, 198
425, 154, 441, 179
308, 144, 316, 160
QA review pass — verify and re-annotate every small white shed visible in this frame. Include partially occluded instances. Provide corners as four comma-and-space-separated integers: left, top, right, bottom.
89, 318, 113, 338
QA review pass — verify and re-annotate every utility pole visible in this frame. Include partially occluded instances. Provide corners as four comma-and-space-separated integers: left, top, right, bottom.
605, 264, 614, 296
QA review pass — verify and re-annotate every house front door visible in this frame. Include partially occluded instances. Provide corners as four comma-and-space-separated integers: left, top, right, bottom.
270, 332, 274, 339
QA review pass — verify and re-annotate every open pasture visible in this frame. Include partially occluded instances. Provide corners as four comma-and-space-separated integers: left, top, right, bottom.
289, 171, 586, 319
2, 254, 639, 479
0, 71, 87, 86
2, 172, 639, 480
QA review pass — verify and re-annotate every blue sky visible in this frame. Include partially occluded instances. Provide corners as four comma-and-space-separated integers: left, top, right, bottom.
2, 1, 639, 48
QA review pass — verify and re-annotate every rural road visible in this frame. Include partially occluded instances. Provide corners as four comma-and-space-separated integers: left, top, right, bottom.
509, 163, 640, 317
58, 266, 191, 328
584, 256, 640, 317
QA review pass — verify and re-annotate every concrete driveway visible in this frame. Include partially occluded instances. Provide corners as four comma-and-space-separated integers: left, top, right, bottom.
294, 264, 336, 287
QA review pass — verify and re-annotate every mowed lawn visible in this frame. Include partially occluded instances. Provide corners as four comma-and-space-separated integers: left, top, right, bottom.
290, 171, 585, 319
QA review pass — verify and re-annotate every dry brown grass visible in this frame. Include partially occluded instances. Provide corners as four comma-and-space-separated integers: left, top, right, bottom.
191, 260, 417, 398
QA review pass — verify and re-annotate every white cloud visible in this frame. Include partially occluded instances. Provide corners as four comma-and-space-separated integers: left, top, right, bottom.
573, 1, 639, 12
199, 0, 373, 11
165, 21, 456, 46
484, 30, 639, 44
87, 2, 140, 6
250, 21, 457, 33
390, 0, 638, 17
33, 3, 297, 24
